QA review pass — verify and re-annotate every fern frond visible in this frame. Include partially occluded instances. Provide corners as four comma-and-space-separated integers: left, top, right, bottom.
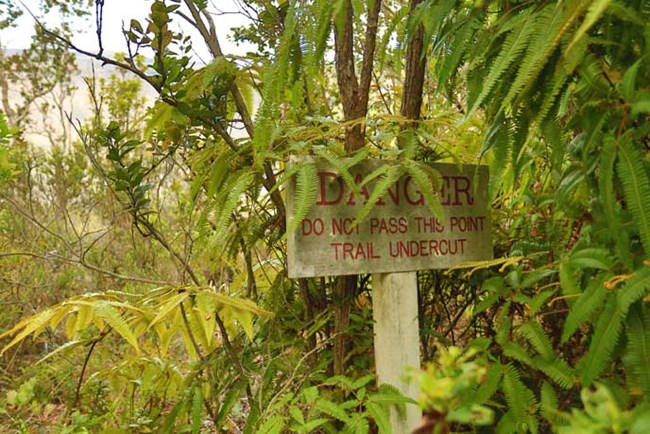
578, 294, 624, 385
599, 136, 633, 268
502, 2, 585, 112
519, 321, 554, 361
215, 171, 254, 237
501, 365, 538, 428
617, 137, 650, 254
624, 306, 650, 397
533, 357, 575, 390
502, 342, 534, 366
314, 148, 363, 197
467, 12, 535, 117
616, 266, 650, 315
402, 160, 443, 218
562, 277, 607, 343
285, 162, 318, 237
352, 165, 402, 228
436, 14, 481, 93
565, 0, 612, 54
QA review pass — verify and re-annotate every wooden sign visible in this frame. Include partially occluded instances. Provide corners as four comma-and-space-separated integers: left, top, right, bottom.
286, 157, 493, 278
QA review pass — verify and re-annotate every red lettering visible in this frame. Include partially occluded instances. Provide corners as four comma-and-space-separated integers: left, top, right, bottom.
450, 216, 485, 232
301, 218, 324, 236
332, 217, 359, 235
316, 172, 345, 205
331, 242, 342, 260
388, 238, 467, 258
453, 176, 474, 206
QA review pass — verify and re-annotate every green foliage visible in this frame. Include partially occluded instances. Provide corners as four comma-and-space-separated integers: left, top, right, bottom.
257, 374, 411, 434
411, 345, 494, 430
3, 0, 650, 432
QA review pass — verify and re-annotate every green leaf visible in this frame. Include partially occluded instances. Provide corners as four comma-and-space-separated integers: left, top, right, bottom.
148, 291, 189, 330
95, 302, 139, 352
286, 161, 318, 237
617, 267, 650, 315
315, 399, 349, 423
568, 248, 613, 270
562, 277, 607, 343
617, 138, 650, 254
624, 306, 650, 397
565, 0, 611, 55
578, 294, 623, 385
256, 415, 286, 434
366, 401, 391, 434
191, 387, 204, 434
0, 308, 59, 355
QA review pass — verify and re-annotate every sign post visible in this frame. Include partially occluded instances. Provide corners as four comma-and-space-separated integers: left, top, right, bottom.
286, 157, 492, 432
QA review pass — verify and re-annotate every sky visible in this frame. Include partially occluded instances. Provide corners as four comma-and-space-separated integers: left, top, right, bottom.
1, 0, 253, 61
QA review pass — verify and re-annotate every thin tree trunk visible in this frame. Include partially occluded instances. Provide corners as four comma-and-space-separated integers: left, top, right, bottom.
332, 0, 382, 374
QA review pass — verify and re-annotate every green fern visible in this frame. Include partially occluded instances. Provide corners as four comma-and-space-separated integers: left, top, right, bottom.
533, 357, 575, 390
402, 159, 443, 218
519, 321, 555, 361
314, 148, 365, 197
502, 2, 585, 112
624, 306, 650, 398
616, 266, 650, 316
352, 164, 403, 228
502, 342, 534, 366
467, 11, 535, 117
599, 136, 633, 268
501, 364, 538, 433
616, 137, 650, 254
578, 294, 624, 385
562, 277, 608, 343
285, 161, 318, 237
215, 171, 255, 237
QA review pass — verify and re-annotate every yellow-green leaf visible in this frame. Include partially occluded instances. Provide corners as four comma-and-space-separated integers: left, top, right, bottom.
95, 302, 140, 353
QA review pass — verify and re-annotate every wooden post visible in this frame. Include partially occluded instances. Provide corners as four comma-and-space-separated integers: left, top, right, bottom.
373, 272, 421, 433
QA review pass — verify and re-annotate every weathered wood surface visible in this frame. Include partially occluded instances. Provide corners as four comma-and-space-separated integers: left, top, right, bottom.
287, 157, 493, 278
373, 272, 422, 432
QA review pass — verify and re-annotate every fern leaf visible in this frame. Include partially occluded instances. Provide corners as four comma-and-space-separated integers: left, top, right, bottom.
403, 160, 443, 218
539, 381, 570, 425
624, 306, 650, 398
578, 294, 624, 385
600, 136, 633, 267
215, 171, 254, 237
366, 401, 390, 434
519, 321, 554, 361
502, 2, 585, 111
314, 149, 363, 197
353, 165, 402, 228
256, 415, 286, 434
562, 277, 607, 343
566, 0, 612, 54
286, 162, 318, 237
315, 398, 350, 423
502, 342, 534, 367
468, 13, 535, 117
617, 138, 650, 254
533, 357, 575, 390
616, 266, 650, 316
501, 365, 537, 430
